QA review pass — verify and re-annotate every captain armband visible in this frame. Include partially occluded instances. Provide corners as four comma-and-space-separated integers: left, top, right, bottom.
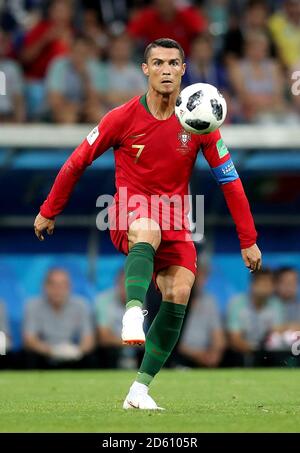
210, 159, 239, 185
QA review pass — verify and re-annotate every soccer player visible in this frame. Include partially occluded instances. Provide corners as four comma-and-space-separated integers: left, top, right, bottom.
34, 38, 262, 410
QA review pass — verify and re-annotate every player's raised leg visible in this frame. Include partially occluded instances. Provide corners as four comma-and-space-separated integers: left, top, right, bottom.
123, 265, 195, 410
121, 217, 161, 346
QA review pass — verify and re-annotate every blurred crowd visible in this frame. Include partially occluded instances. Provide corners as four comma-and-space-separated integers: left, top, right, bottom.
1, 264, 300, 369
0, 0, 300, 124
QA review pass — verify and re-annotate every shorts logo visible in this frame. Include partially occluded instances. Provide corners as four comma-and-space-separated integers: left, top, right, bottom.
87, 126, 99, 145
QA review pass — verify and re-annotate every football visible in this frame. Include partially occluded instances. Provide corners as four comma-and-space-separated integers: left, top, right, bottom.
175, 83, 227, 134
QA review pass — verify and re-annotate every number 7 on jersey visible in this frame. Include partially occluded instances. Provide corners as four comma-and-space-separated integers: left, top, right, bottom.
132, 144, 145, 163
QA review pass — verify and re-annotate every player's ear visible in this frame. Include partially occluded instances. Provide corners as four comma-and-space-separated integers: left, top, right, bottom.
181, 63, 186, 76
142, 63, 149, 77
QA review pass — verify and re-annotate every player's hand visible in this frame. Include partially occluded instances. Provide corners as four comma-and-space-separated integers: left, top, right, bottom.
34, 213, 55, 241
241, 243, 262, 273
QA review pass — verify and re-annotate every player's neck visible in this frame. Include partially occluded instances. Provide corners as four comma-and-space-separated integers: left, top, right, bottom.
146, 89, 178, 120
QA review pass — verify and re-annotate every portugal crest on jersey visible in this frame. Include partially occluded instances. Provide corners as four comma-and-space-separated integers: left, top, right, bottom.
178, 129, 191, 148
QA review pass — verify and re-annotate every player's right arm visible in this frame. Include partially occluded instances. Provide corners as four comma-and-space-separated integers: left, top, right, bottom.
34, 109, 122, 241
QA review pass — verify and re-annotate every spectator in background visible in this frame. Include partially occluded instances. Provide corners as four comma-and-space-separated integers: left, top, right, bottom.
269, 0, 300, 70
226, 269, 283, 366
23, 268, 94, 368
127, 0, 208, 56
223, 0, 276, 64
202, 0, 230, 39
104, 34, 147, 109
176, 267, 226, 368
183, 33, 228, 91
0, 29, 25, 122
272, 267, 300, 345
291, 60, 300, 115
228, 31, 292, 124
95, 270, 138, 369
263, 267, 300, 363
0, 301, 9, 335
80, 8, 109, 59
0, 0, 45, 33
20, 0, 74, 80
97, 0, 131, 26
275, 267, 300, 324
46, 35, 107, 123
0, 300, 11, 350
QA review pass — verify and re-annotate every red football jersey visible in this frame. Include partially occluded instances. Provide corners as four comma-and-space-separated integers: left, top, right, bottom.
40, 95, 257, 248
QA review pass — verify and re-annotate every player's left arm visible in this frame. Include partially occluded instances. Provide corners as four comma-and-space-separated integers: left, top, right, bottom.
201, 129, 262, 272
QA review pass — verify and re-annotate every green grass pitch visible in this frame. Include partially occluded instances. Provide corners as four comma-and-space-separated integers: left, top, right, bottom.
0, 369, 300, 432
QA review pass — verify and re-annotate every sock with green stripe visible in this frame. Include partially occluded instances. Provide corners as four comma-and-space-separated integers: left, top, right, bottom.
125, 242, 155, 311
136, 301, 187, 386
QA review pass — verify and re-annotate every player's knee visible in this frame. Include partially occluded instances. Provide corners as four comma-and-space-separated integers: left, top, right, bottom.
128, 218, 161, 251
164, 284, 192, 305
135, 229, 161, 250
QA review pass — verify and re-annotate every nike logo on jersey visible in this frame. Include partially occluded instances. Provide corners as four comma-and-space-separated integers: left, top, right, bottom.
129, 133, 146, 138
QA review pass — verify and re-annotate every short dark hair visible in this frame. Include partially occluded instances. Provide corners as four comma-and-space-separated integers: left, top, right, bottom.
144, 38, 185, 63
251, 268, 274, 283
275, 266, 298, 280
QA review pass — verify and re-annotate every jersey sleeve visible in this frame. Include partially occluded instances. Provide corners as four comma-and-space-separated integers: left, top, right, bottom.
200, 129, 257, 249
40, 109, 123, 219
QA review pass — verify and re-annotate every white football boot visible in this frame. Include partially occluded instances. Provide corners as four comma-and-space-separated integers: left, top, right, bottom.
123, 382, 165, 410
121, 306, 147, 346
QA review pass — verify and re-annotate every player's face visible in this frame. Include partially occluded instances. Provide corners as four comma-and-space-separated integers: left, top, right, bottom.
142, 47, 185, 95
